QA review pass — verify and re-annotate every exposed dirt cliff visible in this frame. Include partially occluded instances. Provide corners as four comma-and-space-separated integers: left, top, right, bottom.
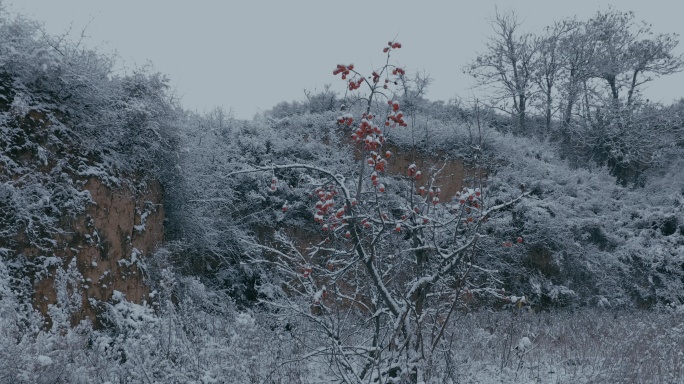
1, 101, 167, 326
31, 178, 164, 324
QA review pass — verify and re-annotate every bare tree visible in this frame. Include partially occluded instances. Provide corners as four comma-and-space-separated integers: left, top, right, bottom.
234, 42, 527, 383
625, 33, 683, 105
466, 9, 537, 131
533, 19, 576, 131
556, 19, 597, 128
584, 9, 683, 105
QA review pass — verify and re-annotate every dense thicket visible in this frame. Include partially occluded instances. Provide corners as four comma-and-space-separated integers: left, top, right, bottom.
0, 9, 180, 242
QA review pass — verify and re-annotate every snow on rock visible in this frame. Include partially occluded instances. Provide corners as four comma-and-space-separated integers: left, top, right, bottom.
36, 355, 53, 366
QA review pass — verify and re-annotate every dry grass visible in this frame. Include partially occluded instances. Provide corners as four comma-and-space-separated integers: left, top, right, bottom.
431, 308, 684, 383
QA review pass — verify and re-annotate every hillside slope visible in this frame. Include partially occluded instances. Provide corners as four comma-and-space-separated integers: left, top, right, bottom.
0, 11, 176, 325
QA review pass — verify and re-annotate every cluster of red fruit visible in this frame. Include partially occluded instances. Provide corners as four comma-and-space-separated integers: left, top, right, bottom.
369, 172, 387, 193
337, 113, 354, 126
502, 237, 524, 247
456, 188, 481, 206
369, 170, 385, 191
443, 188, 483, 225
386, 100, 407, 127
370, 171, 378, 184
406, 163, 422, 180
366, 150, 389, 173
333, 63, 354, 80
360, 218, 372, 230
350, 115, 386, 150
382, 68, 406, 89
312, 186, 344, 223
349, 113, 388, 151
309, 185, 358, 235
418, 186, 442, 205
269, 177, 278, 192
383, 40, 402, 53
392, 67, 406, 76
348, 78, 363, 91
332, 63, 364, 90
418, 186, 441, 197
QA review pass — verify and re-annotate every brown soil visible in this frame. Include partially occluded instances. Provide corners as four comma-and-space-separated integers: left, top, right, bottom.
32, 178, 164, 325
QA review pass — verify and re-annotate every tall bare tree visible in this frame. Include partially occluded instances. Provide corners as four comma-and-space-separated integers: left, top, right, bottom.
557, 19, 597, 128
584, 9, 683, 106
465, 9, 537, 130
533, 19, 576, 131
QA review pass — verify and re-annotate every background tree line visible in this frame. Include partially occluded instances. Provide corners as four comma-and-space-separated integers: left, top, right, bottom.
466, 7, 684, 185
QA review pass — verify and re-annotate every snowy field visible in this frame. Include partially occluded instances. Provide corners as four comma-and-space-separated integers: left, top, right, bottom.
3, 293, 682, 384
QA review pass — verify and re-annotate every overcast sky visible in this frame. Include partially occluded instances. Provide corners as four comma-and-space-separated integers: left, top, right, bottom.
10, 1, 684, 119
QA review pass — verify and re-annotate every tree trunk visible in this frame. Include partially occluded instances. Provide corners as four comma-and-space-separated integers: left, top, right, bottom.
607, 75, 619, 102
545, 89, 552, 131
627, 70, 639, 105
518, 94, 526, 130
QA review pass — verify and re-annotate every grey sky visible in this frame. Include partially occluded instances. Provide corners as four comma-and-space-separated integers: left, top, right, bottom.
11, 1, 684, 119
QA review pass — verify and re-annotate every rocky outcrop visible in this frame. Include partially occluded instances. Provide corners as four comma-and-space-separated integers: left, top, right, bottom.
32, 178, 163, 325
0, 104, 166, 326
384, 144, 485, 201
